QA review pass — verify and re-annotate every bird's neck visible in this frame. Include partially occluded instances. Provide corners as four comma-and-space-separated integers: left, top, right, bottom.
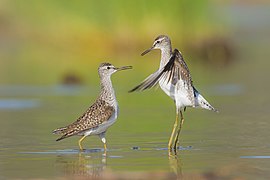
159, 47, 172, 69
99, 76, 116, 106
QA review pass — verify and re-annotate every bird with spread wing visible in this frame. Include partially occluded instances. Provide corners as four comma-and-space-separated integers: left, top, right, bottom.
130, 35, 218, 151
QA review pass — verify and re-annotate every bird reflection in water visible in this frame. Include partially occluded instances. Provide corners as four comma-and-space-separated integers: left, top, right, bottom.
169, 151, 182, 179
55, 150, 107, 178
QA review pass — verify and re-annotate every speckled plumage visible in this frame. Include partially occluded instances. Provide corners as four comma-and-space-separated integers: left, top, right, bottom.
53, 99, 114, 141
53, 62, 132, 151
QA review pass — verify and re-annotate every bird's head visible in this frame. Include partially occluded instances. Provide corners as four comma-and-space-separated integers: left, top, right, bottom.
141, 35, 171, 56
98, 63, 132, 78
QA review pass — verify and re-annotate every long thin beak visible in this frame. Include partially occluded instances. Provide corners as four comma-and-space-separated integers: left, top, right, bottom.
116, 65, 132, 71
141, 46, 153, 56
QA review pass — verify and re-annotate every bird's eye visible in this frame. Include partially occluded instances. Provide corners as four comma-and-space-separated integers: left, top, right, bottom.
107, 67, 110, 69
156, 40, 160, 44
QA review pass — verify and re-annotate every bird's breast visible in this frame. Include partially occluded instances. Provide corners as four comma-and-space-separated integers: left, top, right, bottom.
159, 77, 176, 100
159, 77, 195, 108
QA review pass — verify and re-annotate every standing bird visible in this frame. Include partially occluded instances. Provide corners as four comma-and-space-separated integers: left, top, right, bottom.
129, 35, 217, 150
53, 63, 132, 152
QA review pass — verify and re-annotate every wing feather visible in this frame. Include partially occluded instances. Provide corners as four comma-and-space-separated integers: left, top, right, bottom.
128, 70, 166, 92
54, 99, 114, 141
129, 49, 193, 92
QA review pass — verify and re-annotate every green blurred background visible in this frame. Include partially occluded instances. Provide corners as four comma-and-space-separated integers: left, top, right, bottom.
1, 0, 270, 179
0, 0, 232, 85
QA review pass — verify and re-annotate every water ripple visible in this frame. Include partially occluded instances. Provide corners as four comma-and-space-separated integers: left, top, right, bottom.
19, 149, 104, 154
240, 156, 270, 159
0, 99, 40, 110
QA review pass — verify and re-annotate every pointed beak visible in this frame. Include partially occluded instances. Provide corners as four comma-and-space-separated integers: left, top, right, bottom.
141, 46, 154, 56
115, 65, 132, 71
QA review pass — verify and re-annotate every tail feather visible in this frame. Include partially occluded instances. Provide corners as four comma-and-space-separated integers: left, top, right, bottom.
194, 88, 218, 112
52, 127, 67, 135
53, 126, 77, 141
56, 135, 66, 141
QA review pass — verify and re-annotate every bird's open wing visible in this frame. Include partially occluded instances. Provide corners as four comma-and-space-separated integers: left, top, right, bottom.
129, 49, 193, 92
160, 49, 193, 87
129, 70, 166, 92
54, 99, 114, 141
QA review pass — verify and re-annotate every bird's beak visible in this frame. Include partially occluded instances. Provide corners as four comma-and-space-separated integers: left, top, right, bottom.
116, 65, 132, 71
141, 46, 154, 56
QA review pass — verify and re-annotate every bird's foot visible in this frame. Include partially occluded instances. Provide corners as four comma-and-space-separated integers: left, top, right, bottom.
102, 152, 107, 157
79, 148, 86, 152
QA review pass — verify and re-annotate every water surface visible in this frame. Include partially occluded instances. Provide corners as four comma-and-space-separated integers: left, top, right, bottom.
1, 4, 270, 180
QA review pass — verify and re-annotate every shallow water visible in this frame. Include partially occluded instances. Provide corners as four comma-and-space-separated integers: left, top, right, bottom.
1, 4, 270, 180
0, 80, 270, 179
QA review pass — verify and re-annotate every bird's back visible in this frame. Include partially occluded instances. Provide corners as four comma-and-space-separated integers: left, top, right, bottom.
53, 98, 115, 141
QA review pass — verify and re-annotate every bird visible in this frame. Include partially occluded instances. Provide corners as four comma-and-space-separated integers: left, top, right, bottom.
53, 62, 132, 153
129, 35, 217, 151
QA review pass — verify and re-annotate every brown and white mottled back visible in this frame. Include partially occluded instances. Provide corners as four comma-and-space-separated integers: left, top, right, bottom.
53, 62, 132, 151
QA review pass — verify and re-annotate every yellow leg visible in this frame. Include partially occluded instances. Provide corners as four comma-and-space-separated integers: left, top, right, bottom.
174, 111, 184, 149
168, 111, 179, 150
78, 135, 87, 151
103, 143, 107, 156
99, 133, 107, 156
